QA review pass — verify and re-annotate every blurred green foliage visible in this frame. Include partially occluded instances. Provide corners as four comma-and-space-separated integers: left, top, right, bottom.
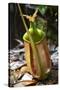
36, 5, 58, 46
38, 5, 47, 15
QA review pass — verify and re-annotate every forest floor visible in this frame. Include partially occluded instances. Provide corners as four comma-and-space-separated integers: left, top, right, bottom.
8, 40, 58, 87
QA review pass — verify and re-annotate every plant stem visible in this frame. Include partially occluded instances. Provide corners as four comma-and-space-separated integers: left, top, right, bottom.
17, 4, 45, 78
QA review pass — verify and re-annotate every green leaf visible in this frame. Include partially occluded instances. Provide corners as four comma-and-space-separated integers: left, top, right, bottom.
38, 5, 47, 15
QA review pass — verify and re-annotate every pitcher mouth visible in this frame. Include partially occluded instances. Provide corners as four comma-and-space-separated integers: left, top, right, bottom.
23, 33, 45, 45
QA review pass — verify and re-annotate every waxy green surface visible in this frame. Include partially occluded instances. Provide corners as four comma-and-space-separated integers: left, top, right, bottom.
23, 28, 45, 43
